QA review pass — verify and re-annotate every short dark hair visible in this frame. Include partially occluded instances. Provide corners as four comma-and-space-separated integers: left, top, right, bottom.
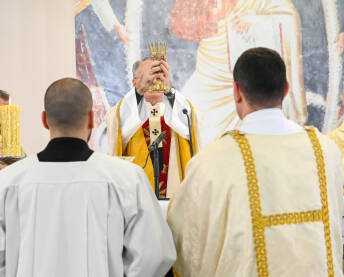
44, 78, 92, 130
233, 47, 287, 107
0, 90, 10, 101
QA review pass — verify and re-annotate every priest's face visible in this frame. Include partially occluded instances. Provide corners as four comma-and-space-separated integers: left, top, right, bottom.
144, 91, 163, 106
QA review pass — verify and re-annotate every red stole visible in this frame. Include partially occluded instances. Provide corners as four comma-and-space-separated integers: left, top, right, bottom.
142, 117, 171, 198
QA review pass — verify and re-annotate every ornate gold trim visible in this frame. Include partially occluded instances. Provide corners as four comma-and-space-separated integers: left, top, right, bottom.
263, 210, 322, 227
230, 127, 334, 276
305, 127, 334, 276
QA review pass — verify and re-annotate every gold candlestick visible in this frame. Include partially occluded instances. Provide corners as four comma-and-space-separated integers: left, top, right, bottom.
0, 105, 24, 163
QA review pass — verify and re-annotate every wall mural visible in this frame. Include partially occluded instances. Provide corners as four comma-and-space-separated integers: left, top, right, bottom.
75, 0, 344, 149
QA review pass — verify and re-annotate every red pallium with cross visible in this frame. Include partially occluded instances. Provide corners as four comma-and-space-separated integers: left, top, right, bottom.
142, 117, 172, 198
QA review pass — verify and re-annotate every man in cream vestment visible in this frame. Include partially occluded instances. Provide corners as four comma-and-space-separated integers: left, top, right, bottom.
107, 58, 199, 199
0, 78, 176, 277
168, 48, 343, 277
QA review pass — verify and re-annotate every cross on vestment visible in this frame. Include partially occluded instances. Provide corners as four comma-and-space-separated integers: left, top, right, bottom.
151, 108, 158, 116
152, 129, 160, 136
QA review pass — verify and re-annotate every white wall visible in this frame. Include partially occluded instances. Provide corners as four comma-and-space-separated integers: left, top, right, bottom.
0, 0, 76, 154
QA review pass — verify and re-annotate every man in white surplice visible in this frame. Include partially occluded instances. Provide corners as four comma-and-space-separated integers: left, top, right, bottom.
167, 48, 343, 277
0, 78, 176, 277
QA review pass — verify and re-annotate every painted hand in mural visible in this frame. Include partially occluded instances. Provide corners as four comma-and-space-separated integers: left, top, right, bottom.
232, 18, 251, 34
335, 32, 344, 55
114, 23, 131, 45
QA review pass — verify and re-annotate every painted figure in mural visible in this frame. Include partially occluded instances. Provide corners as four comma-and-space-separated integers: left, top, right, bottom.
75, 0, 131, 45
85, 0, 142, 81
337, 32, 344, 55
75, 0, 143, 146
106, 58, 200, 200
169, 0, 307, 145
167, 48, 343, 277
327, 31, 344, 161
328, 95, 344, 163
91, 0, 131, 45
75, 0, 143, 91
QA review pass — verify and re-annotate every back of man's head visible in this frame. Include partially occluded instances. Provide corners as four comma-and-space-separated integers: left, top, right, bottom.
233, 47, 287, 108
44, 78, 92, 133
0, 90, 10, 106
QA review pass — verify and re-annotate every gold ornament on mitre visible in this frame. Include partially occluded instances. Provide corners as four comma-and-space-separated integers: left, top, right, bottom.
148, 42, 170, 93
0, 104, 25, 164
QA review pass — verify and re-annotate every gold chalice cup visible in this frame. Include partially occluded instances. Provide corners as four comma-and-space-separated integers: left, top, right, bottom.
148, 42, 170, 93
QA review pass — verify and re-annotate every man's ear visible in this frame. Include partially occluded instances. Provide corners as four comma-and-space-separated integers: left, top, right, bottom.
234, 82, 242, 103
283, 82, 290, 99
88, 110, 94, 129
132, 78, 137, 87
42, 111, 50, 130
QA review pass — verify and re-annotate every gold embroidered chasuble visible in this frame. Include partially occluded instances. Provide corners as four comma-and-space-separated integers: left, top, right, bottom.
168, 128, 343, 277
106, 98, 199, 196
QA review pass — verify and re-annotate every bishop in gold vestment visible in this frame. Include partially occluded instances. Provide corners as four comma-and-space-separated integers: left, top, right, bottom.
106, 59, 200, 198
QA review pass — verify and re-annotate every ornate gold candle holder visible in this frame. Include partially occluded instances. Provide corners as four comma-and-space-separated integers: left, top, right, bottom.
0, 105, 24, 164
148, 42, 170, 93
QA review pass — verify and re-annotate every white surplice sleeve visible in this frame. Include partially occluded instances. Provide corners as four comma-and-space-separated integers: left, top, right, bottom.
106, 89, 145, 154
120, 89, 146, 147
163, 91, 190, 139
122, 166, 176, 277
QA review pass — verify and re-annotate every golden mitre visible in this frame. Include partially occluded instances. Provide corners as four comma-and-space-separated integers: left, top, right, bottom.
148, 42, 170, 93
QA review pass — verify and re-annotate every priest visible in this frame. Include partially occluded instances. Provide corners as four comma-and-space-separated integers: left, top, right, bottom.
167, 48, 343, 276
106, 57, 200, 199
0, 78, 176, 277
